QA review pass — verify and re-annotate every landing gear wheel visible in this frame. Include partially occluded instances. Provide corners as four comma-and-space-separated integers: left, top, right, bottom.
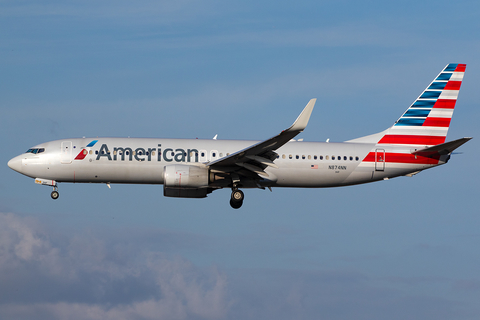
231, 189, 244, 202
230, 199, 243, 209
51, 190, 59, 200
230, 189, 244, 209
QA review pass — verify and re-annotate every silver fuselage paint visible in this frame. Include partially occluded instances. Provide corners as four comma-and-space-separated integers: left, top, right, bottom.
7, 137, 441, 188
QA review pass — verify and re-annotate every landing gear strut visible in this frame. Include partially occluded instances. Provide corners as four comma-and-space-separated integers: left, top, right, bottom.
230, 188, 244, 209
51, 186, 59, 200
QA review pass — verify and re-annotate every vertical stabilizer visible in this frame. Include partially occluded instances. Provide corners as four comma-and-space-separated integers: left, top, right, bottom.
348, 64, 466, 146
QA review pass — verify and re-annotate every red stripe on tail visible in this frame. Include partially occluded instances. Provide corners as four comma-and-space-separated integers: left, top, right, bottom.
444, 81, 462, 90
455, 64, 466, 72
433, 99, 456, 109
422, 117, 451, 127
378, 135, 446, 145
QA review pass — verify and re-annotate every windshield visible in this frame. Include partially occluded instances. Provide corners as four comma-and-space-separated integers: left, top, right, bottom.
25, 148, 45, 154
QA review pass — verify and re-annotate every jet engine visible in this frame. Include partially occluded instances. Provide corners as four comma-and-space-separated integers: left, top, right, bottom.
163, 165, 210, 198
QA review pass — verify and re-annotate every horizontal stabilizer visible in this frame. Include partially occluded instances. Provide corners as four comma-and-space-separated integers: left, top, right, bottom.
412, 137, 472, 158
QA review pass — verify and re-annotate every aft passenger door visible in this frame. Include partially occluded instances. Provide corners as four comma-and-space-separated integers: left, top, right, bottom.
375, 148, 385, 171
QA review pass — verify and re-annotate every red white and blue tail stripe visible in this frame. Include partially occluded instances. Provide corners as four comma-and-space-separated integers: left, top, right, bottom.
346, 64, 468, 170
378, 63, 466, 147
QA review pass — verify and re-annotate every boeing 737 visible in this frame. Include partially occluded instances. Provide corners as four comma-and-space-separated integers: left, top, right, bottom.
8, 64, 471, 208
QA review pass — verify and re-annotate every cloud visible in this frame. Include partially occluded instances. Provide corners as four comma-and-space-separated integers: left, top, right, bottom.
1, 211, 479, 320
0, 212, 229, 320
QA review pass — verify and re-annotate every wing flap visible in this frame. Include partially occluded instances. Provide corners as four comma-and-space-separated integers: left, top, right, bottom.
245, 155, 279, 168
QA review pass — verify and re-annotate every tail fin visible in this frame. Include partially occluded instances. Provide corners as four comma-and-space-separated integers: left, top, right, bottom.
348, 64, 466, 146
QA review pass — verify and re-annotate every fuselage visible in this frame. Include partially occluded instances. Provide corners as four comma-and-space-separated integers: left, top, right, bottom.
7, 137, 444, 188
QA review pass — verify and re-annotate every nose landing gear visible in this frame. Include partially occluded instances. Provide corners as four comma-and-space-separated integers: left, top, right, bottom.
230, 188, 244, 209
51, 186, 59, 200
34, 178, 59, 200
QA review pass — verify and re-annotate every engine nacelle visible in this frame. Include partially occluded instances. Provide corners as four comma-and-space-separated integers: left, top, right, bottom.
163, 165, 210, 198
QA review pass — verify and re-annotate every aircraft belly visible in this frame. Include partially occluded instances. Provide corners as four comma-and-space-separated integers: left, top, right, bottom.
273, 165, 354, 188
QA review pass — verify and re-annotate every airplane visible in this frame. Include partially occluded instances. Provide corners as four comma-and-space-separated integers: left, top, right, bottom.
7, 64, 471, 209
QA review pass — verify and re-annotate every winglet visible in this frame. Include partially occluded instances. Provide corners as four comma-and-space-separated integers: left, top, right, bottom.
285, 98, 316, 132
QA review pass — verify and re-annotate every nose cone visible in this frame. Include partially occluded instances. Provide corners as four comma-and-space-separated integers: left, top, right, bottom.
7, 156, 22, 173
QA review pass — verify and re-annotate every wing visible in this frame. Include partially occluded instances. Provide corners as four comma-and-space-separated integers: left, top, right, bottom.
208, 99, 316, 179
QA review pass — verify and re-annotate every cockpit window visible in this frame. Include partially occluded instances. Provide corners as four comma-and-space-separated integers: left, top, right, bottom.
25, 148, 45, 154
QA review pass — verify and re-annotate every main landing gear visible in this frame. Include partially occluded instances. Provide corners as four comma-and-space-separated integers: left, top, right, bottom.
230, 188, 244, 209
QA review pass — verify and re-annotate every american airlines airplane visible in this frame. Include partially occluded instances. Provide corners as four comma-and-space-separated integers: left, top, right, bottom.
8, 64, 471, 208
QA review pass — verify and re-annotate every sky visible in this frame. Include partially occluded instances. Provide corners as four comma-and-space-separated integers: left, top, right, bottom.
1, 0, 480, 319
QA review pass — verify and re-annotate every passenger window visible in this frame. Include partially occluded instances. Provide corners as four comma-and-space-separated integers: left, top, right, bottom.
296, 155, 299, 159
289, 154, 292, 159
308, 155, 311, 160
320, 156, 323, 160
350, 156, 353, 161
356, 156, 359, 161
199, 150, 207, 162
344, 156, 347, 160
302, 155, 305, 159
210, 150, 218, 160
332, 156, 335, 160
95, 150, 99, 155
326, 156, 329, 160
314, 155, 317, 160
